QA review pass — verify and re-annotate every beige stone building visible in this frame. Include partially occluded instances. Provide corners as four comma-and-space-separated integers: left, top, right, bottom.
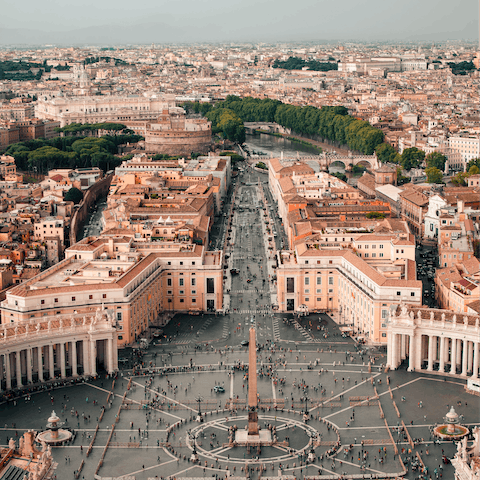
1, 235, 223, 346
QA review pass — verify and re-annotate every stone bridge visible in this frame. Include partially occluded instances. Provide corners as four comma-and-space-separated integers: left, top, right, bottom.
244, 122, 290, 134
248, 152, 379, 171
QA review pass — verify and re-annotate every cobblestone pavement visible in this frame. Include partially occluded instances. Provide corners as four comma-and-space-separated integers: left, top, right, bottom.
1, 168, 478, 480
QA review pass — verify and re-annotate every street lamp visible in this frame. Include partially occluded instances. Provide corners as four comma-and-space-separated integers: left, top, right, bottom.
303, 395, 309, 423
189, 431, 199, 463
195, 395, 204, 423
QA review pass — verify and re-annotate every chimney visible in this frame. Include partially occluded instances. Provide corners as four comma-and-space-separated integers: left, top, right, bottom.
457, 199, 464, 214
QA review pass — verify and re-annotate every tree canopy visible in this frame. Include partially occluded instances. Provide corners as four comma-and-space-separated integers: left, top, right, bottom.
375, 143, 401, 164
425, 151, 447, 171
64, 187, 84, 204
425, 166, 444, 184
400, 147, 425, 171
273, 56, 338, 72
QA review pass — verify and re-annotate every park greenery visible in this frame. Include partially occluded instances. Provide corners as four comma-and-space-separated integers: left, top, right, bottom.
425, 166, 444, 184
64, 187, 84, 204
272, 56, 338, 72
425, 151, 447, 171
55, 122, 132, 135
451, 164, 480, 186
448, 60, 476, 75
255, 162, 268, 170
185, 96, 384, 155
4, 133, 143, 174
366, 212, 386, 219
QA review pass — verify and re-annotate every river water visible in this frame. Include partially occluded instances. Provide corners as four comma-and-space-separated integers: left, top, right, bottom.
244, 132, 345, 173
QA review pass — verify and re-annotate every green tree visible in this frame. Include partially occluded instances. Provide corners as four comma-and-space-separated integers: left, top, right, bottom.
425, 167, 444, 183
366, 212, 386, 219
375, 143, 399, 163
466, 158, 480, 171
425, 151, 447, 171
400, 147, 425, 171
64, 187, 83, 204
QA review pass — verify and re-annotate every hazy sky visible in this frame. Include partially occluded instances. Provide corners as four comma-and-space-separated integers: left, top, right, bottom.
1, 0, 478, 45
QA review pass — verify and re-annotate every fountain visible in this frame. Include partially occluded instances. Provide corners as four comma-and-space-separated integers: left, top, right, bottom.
433, 406, 469, 440
36, 410, 73, 445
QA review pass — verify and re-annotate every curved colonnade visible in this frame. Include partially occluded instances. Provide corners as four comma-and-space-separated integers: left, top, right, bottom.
387, 305, 480, 383
0, 309, 117, 393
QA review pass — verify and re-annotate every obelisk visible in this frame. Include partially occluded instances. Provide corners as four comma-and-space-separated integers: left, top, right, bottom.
247, 327, 258, 436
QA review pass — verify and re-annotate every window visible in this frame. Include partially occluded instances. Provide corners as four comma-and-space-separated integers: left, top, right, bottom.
191, 290, 196, 294
89, 295, 93, 300
316, 289, 322, 294
192, 261, 195, 266
372, 253, 376, 258
381, 310, 388, 319
55, 298, 58, 303
317, 298, 321, 302
381, 323, 386, 328
168, 299, 172, 303
167, 278, 172, 287
364, 253, 369, 258
180, 299, 184, 303
116, 312, 122, 321
41, 300, 45, 305
286, 277, 295, 293
167, 291, 172, 295
316, 277, 322, 285
206, 278, 215, 294
191, 278, 196, 286
328, 277, 333, 285
180, 262, 183, 266
382, 333, 386, 338
397, 291, 401, 296
328, 288, 333, 293
103, 294, 107, 299
304, 277, 310, 286
167, 261, 171, 265
379, 253, 384, 258
192, 298, 196, 303
72, 297, 76, 301
179, 278, 184, 287
380, 244, 384, 249
304, 297, 309, 302
305, 289, 310, 294
411, 292, 415, 296
179, 290, 184, 295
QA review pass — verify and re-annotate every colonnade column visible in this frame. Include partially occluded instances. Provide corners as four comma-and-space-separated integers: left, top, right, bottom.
473, 342, 479, 378
60, 343, 66, 379
16, 351, 22, 388
439, 336, 445, 373
83, 340, 90, 376
462, 340, 468, 376
72, 341, 78, 377
467, 341, 473, 374
408, 335, 415, 372
450, 337, 457, 374
389, 333, 398, 369
5, 353, 11, 390
107, 338, 114, 374
49, 344, 54, 380
427, 335, 435, 371
26, 348, 32, 384
90, 339, 97, 377
37, 347, 43, 382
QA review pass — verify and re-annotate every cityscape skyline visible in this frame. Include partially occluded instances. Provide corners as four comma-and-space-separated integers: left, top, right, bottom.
0, 0, 479, 46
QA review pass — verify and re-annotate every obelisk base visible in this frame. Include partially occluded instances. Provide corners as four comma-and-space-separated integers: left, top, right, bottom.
248, 409, 258, 435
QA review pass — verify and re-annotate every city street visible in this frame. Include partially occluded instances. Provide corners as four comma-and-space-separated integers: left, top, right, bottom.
0, 166, 478, 480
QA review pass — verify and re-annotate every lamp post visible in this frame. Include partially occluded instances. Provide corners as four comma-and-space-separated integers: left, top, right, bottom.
195, 395, 204, 423
189, 431, 199, 463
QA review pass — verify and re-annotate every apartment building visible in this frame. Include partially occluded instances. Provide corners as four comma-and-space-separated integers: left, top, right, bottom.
276, 233, 422, 344
449, 136, 480, 171
0, 235, 224, 346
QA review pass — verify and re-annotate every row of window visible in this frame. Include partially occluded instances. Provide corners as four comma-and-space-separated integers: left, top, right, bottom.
40, 293, 108, 305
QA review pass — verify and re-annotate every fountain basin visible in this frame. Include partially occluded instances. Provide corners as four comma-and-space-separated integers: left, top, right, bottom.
433, 424, 469, 440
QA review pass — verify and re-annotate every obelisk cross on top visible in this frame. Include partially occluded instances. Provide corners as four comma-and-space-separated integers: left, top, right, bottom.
248, 327, 259, 436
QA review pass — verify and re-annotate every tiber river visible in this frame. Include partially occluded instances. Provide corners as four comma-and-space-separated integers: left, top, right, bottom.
244, 132, 346, 174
